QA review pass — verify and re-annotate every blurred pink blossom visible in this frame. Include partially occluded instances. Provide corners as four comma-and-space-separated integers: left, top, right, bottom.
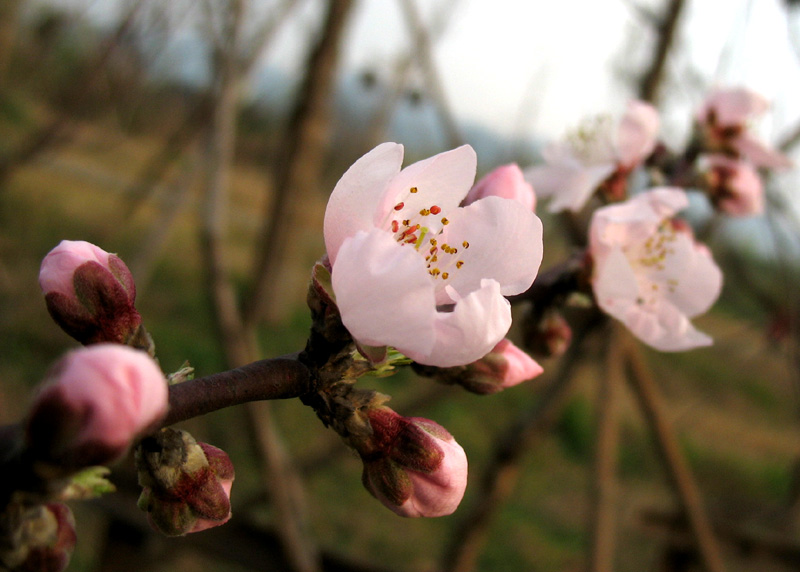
696, 87, 792, 169
462, 338, 543, 394
525, 100, 660, 212
589, 188, 723, 351
463, 163, 536, 211
324, 142, 543, 367
702, 154, 764, 216
27, 344, 168, 467
361, 408, 468, 518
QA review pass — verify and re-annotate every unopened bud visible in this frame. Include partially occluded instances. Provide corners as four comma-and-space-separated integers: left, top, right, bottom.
463, 164, 536, 211
701, 154, 763, 216
526, 310, 573, 358
136, 429, 234, 536
39, 240, 147, 349
359, 407, 467, 518
26, 344, 169, 470
0, 503, 76, 572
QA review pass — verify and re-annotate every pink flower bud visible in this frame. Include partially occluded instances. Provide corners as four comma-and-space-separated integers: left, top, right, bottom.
455, 339, 543, 394
525, 310, 573, 358
26, 344, 169, 469
360, 408, 467, 518
464, 164, 536, 211
39, 240, 143, 346
136, 429, 234, 536
16, 504, 76, 572
702, 155, 764, 216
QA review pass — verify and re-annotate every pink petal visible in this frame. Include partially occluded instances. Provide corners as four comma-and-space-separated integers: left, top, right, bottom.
324, 143, 404, 264
464, 164, 536, 211
414, 279, 511, 367
331, 229, 437, 358
433, 196, 543, 304
734, 135, 793, 170
700, 87, 770, 126
653, 234, 723, 318
616, 100, 660, 167
526, 163, 615, 212
378, 145, 477, 235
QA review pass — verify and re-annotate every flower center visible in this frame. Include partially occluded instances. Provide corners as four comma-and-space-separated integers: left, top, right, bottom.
388, 187, 469, 282
565, 114, 615, 164
627, 219, 681, 306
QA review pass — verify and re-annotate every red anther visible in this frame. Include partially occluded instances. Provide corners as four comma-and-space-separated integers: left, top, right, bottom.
404, 235, 418, 244
391, 220, 399, 233
394, 202, 405, 211
430, 205, 442, 215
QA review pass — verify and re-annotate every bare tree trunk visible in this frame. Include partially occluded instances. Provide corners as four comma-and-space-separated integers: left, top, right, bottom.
245, 0, 354, 327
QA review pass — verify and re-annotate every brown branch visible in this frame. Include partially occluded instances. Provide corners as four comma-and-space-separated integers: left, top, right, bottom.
588, 323, 623, 572
163, 354, 312, 427
637, 0, 686, 105
624, 336, 727, 572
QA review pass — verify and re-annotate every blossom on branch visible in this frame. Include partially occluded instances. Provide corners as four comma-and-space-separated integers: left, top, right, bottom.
26, 344, 169, 468
589, 188, 723, 351
525, 100, 660, 212
39, 240, 146, 348
700, 154, 764, 216
695, 87, 792, 169
360, 407, 467, 518
323, 143, 543, 367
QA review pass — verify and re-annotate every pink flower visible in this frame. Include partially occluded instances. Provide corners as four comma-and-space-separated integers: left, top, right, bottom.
525, 100, 659, 212
26, 344, 169, 468
360, 408, 468, 518
463, 164, 536, 211
39, 240, 142, 346
589, 188, 723, 351
701, 155, 764, 216
323, 143, 543, 367
696, 87, 792, 169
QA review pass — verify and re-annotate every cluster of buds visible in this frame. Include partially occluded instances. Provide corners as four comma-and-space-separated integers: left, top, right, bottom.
136, 429, 234, 536
349, 406, 468, 518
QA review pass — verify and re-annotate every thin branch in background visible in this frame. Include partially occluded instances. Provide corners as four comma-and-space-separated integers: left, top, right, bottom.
0, 0, 146, 184
588, 323, 623, 572
624, 337, 727, 572
637, 0, 686, 104
245, 0, 355, 327
397, 0, 464, 149
441, 320, 599, 572
363, 0, 461, 149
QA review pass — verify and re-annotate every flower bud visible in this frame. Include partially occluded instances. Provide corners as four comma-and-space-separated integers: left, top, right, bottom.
413, 339, 543, 395
701, 155, 763, 216
359, 408, 467, 518
26, 344, 169, 469
39, 240, 145, 348
136, 429, 234, 536
463, 164, 536, 211
0, 503, 76, 572
525, 310, 573, 358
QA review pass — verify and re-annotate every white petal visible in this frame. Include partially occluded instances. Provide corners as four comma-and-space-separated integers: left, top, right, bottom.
410, 279, 511, 367
432, 196, 543, 304
654, 235, 723, 318
324, 143, 404, 263
621, 300, 713, 352
377, 145, 477, 231
616, 100, 659, 167
528, 164, 616, 213
331, 229, 436, 356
